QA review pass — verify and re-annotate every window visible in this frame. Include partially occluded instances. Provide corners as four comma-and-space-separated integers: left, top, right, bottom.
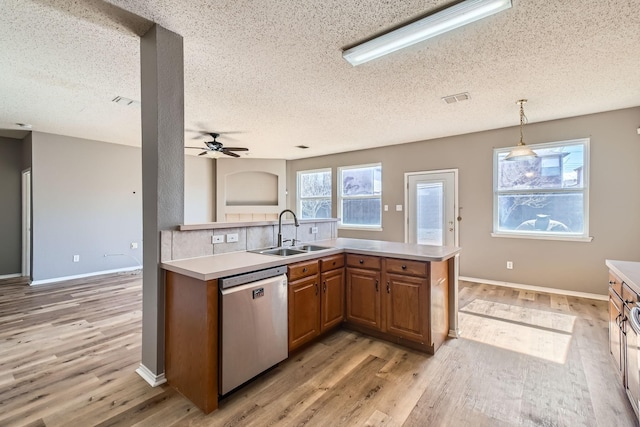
493, 138, 591, 241
338, 163, 382, 229
297, 168, 332, 219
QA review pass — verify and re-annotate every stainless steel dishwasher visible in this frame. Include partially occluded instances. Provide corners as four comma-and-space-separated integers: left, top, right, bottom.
219, 266, 288, 395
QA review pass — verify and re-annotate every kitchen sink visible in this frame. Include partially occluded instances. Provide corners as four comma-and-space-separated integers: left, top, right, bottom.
250, 244, 333, 257
252, 247, 307, 257
292, 245, 332, 252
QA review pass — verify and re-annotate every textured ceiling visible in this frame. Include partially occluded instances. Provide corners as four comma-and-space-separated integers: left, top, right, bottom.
1, 0, 639, 159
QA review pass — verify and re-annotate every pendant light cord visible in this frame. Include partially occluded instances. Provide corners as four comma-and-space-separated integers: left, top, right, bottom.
518, 100, 528, 146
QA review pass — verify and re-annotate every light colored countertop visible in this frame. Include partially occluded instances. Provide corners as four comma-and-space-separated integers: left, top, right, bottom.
606, 259, 640, 293
161, 237, 461, 281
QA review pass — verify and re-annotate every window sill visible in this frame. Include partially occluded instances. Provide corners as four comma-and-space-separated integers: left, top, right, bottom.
491, 232, 593, 242
338, 226, 383, 232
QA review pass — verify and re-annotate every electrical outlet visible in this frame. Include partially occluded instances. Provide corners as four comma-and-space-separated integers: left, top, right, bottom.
73, 255, 80, 262
396, 205, 403, 211
130, 242, 138, 249
212, 235, 224, 244
311, 226, 318, 234
506, 261, 513, 270
226, 233, 239, 243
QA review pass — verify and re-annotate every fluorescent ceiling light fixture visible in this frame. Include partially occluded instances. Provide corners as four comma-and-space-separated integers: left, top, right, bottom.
342, 0, 512, 66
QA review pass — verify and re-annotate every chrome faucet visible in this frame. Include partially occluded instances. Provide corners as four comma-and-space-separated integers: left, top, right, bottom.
277, 209, 299, 247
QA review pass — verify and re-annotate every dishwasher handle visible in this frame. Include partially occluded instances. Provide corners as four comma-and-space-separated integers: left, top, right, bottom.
630, 307, 640, 334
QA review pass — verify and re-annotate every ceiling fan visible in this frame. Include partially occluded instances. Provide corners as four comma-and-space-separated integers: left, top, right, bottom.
185, 132, 248, 158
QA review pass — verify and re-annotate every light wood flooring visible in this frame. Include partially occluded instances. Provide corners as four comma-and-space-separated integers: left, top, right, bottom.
0, 274, 635, 426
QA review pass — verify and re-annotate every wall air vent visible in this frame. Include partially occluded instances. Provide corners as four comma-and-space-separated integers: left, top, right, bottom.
442, 92, 470, 104
296, 145, 309, 149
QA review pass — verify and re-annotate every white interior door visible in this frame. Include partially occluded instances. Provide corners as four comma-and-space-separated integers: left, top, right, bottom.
406, 170, 457, 247
22, 169, 31, 278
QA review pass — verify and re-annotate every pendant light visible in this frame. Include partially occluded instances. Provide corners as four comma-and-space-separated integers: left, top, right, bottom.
505, 99, 537, 160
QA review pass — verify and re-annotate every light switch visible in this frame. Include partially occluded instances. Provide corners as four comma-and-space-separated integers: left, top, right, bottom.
395, 205, 403, 211
384, 205, 389, 211
73, 255, 80, 262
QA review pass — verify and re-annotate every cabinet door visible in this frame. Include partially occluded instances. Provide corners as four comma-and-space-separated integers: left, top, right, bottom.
321, 268, 345, 332
346, 268, 381, 329
385, 273, 429, 343
288, 276, 320, 351
609, 292, 624, 380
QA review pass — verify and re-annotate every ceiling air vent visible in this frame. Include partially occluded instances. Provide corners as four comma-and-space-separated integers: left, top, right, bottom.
112, 96, 140, 107
442, 92, 470, 104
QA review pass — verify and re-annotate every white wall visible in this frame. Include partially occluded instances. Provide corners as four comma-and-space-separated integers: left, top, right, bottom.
184, 155, 215, 223
31, 132, 142, 282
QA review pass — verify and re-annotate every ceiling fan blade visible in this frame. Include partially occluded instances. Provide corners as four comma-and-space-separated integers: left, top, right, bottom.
223, 147, 248, 151
185, 146, 209, 149
198, 151, 208, 156
222, 150, 240, 158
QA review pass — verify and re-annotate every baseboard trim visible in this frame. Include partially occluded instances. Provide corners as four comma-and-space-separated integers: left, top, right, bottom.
30, 266, 142, 286
0, 273, 22, 280
459, 276, 607, 301
136, 363, 166, 387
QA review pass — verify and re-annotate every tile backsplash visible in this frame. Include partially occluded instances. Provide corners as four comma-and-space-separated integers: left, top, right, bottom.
161, 220, 338, 262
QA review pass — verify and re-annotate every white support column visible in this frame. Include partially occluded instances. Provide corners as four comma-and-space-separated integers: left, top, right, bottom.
138, 24, 184, 385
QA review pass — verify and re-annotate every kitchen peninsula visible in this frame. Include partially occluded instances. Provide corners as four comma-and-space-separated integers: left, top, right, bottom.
161, 237, 460, 414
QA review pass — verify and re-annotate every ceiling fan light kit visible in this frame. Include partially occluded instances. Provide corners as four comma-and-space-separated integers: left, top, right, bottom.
185, 132, 249, 158
504, 99, 538, 161
342, 0, 512, 66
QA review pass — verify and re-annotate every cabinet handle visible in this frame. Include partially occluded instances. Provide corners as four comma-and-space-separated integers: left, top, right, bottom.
332, 261, 336, 266
616, 313, 622, 327
359, 259, 364, 264
609, 280, 616, 285
315, 283, 318, 295
303, 267, 307, 273
386, 281, 390, 294
375, 280, 379, 292
323, 281, 327, 292
401, 265, 407, 270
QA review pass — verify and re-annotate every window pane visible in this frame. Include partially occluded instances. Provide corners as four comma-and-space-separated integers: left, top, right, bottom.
417, 182, 443, 246
300, 170, 331, 198
497, 144, 585, 191
300, 198, 331, 219
342, 199, 381, 226
497, 192, 584, 233
341, 166, 381, 196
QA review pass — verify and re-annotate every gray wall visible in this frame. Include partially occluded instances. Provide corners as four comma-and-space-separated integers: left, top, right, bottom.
184, 155, 215, 223
31, 132, 142, 282
287, 107, 640, 295
0, 137, 23, 276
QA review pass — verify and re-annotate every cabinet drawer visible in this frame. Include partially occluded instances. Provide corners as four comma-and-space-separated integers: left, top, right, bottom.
346, 254, 381, 270
385, 258, 427, 277
320, 254, 344, 272
610, 289, 623, 312
622, 283, 639, 305
609, 272, 623, 298
288, 260, 319, 282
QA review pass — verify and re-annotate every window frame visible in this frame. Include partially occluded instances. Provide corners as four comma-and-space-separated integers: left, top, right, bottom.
296, 168, 332, 220
492, 138, 592, 242
337, 163, 383, 230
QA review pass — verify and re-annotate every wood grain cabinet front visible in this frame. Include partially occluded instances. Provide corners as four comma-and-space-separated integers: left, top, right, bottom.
288, 255, 346, 352
320, 254, 345, 332
345, 256, 450, 354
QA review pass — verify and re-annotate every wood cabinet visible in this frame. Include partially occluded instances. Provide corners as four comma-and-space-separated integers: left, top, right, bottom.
609, 287, 624, 380
345, 255, 450, 353
608, 269, 640, 420
165, 271, 218, 414
288, 254, 345, 351
320, 255, 345, 331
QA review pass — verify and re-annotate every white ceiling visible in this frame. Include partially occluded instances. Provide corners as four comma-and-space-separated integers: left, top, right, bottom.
1, 0, 639, 159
